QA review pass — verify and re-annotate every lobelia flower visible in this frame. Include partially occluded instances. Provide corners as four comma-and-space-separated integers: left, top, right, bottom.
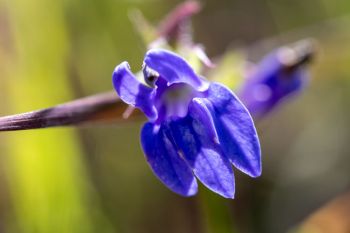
238, 40, 314, 118
112, 49, 261, 198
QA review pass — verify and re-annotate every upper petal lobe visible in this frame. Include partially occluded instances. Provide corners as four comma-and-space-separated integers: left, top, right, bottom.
113, 62, 157, 120
144, 49, 209, 91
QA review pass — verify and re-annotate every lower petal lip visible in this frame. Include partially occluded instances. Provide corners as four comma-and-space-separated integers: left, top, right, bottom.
141, 122, 198, 196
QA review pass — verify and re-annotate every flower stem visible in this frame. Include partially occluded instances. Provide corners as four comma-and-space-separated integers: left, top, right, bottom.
0, 91, 141, 131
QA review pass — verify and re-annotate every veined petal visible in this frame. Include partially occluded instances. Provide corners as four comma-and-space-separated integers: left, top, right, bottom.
169, 100, 235, 199
144, 49, 209, 91
113, 62, 157, 121
141, 122, 198, 196
204, 82, 262, 177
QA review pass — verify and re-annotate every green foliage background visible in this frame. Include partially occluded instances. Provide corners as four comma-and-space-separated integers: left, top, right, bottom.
0, 0, 350, 232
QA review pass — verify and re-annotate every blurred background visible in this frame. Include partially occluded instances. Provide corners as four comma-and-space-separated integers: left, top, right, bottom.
0, 0, 350, 232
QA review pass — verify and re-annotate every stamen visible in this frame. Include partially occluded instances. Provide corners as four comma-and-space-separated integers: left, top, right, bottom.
122, 106, 136, 119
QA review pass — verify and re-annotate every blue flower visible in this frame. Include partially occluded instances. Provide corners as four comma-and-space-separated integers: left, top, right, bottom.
113, 49, 261, 198
239, 46, 310, 118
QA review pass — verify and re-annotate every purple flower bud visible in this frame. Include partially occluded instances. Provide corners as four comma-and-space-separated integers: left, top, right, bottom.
112, 49, 261, 198
239, 40, 314, 118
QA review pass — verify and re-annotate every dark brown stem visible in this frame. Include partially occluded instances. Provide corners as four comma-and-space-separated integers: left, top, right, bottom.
0, 91, 141, 131
158, 0, 201, 42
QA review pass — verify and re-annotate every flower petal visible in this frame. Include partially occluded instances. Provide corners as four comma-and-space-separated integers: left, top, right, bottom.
112, 62, 157, 121
144, 49, 209, 91
204, 82, 262, 177
169, 100, 235, 198
141, 122, 198, 196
